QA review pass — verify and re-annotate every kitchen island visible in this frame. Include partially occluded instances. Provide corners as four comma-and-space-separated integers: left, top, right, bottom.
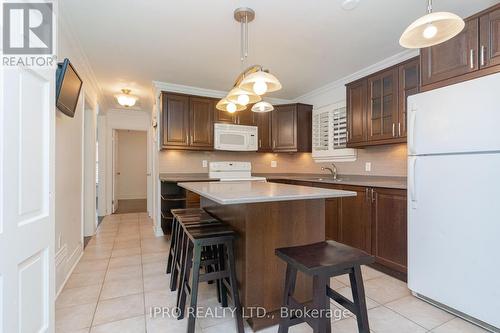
178, 181, 356, 330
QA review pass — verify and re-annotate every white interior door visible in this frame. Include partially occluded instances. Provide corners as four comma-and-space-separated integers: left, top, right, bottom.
112, 130, 118, 213
0, 67, 55, 332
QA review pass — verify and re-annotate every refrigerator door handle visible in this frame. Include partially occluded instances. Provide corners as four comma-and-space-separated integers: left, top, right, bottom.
409, 156, 417, 209
408, 105, 417, 155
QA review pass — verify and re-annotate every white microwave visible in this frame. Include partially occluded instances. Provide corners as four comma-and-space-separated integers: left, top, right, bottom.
214, 123, 258, 151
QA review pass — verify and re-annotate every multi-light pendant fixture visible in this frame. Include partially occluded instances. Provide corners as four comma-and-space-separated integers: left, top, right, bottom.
400, 0, 465, 49
216, 7, 282, 114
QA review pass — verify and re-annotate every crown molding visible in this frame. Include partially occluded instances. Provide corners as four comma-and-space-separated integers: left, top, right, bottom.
59, 4, 106, 112
152, 80, 292, 105
294, 49, 419, 102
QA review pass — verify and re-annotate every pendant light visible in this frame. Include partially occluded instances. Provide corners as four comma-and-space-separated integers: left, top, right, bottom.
227, 87, 261, 106
216, 98, 246, 113
239, 70, 282, 96
216, 7, 282, 112
400, 0, 465, 49
251, 101, 274, 113
115, 89, 138, 107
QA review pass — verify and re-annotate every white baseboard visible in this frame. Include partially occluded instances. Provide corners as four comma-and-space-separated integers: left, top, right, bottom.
154, 224, 165, 237
117, 194, 147, 200
55, 244, 84, 298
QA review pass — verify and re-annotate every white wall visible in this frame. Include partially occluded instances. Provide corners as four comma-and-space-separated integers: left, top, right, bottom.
116, 130, 148, 200
55, 13, 103, 294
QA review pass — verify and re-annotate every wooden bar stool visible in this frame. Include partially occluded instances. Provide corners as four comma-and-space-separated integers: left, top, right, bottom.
167, 208, 207, 274
275, 240, 375, 333
167, 210, 220, 291
177, 225, 244, 333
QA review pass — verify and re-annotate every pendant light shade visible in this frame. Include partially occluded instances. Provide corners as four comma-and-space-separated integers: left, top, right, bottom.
400, 0, 464, 49
227, 87, 261, 106
216, 98, 246, 113
239, 70, 282, 96
251, 101, 274, 113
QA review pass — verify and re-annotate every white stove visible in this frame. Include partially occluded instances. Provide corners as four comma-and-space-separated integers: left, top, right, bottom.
209, 161, 266, 182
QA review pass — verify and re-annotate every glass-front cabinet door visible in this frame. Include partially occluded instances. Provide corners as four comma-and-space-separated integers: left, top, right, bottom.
367, 68, 398, 142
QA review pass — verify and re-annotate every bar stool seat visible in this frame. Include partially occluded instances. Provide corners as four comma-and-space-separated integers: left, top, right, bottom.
275, 240, 375, 333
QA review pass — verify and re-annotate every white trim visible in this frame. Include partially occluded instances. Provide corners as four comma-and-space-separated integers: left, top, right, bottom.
55, 247, 83, 298
117, 194, 147, 200
294, 49, 419, 103
59, 4, 105, 110
152, 80, 292, 105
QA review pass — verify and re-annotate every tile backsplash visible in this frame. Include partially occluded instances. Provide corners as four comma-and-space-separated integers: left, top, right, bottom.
159, 144, 407, 177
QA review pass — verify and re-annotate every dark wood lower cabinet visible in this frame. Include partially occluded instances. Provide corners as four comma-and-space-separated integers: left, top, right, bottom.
371, 188, 407, 274
338, 185, 372, 253
268, 179, 408, 279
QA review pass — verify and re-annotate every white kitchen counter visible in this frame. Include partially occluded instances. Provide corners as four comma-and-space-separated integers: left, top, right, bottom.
178, 181, 356, 205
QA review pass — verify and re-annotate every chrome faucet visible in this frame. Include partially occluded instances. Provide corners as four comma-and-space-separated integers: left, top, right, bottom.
321, 163, 338, 180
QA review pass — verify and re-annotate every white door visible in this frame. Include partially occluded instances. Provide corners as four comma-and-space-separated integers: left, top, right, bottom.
0, 67, 55, 332
112, 130, 118, 213
408, 72, 500, 156
408, 153, 500, 329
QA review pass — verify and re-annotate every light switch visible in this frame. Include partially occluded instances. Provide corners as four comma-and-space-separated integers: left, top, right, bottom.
271, 160, 277, 168
202, 160, 208, 168
365, 162, 371, 172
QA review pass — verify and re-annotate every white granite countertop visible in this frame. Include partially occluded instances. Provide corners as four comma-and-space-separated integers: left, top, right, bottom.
178, 181, 357, 205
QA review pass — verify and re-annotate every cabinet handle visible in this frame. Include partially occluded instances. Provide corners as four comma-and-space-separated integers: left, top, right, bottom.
392, 123, 395, 137
346, 130, 350, 140
259, 139, 262, 148
191, 135, 193, 143
398, 122, 401, 137
480, 45, 486, 67
273, 139, 276, 149
186, 134, 189, 143
365, 188, 369, 202
470, 49, 475, 69
371, 188, 375, 203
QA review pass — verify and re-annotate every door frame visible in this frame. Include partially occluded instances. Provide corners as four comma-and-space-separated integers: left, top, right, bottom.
83, 96, 98, 235
104, 110, 152, 216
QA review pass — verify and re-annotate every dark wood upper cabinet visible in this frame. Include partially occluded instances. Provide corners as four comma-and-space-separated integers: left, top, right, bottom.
372, 188, 407, 274
255, 111, 272, 152
367, 68, 399, 142
346, 79, 367, 145
236, 108, 256, 126
272, 104, 312, 152
161, 93, 189, 148
189, 97, 214, 149
398, 58, 420, 138
480, 6, 500, 69
421, 19, 479, 86
214, 108, 236, 124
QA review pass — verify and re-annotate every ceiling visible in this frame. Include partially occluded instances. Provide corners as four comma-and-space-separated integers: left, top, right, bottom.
60, 0, 497, 112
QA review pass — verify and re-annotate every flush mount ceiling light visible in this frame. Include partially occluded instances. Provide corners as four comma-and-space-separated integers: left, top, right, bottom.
400, 0, 465, 49
341, 0, 361, 11
251, 101, 274, 113
216, 7, 282, 113
115, 89, 138, 107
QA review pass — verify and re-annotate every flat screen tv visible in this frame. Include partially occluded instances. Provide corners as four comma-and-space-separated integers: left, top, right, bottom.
56, 58, 83, 118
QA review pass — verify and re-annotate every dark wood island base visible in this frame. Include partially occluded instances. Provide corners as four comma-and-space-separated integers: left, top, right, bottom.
201, 197, 326, 331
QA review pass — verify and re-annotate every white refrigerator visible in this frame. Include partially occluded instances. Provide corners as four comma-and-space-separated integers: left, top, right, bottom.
407, 73, 500, 332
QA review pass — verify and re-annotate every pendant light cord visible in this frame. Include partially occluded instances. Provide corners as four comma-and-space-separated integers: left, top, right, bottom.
427, 0, 432, 14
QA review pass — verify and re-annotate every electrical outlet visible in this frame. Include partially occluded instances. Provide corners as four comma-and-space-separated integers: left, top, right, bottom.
271, 160, 277, 168
202, 160, 208, 168
365, 162, 371, 172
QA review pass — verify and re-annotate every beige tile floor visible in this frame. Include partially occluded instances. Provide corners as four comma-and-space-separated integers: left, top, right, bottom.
56, 213, 490, 333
